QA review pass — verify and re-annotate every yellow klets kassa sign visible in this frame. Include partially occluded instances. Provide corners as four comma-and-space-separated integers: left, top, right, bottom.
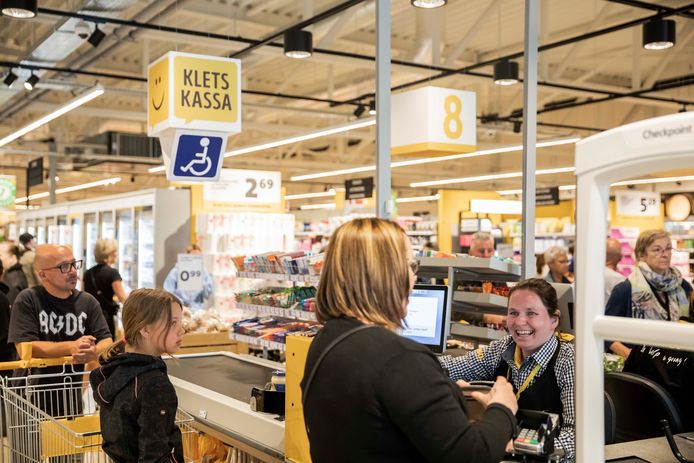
391, 86, 476, 157
147, 51, 241, 136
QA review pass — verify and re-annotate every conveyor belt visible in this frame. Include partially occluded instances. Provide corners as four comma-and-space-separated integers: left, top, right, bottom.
165, 354, 275, 403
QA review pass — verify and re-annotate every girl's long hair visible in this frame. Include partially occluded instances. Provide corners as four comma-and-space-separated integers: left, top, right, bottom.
100, 288, 182, 362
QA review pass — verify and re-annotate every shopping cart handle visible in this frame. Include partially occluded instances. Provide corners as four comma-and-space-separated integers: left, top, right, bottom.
0, 343, 74, 371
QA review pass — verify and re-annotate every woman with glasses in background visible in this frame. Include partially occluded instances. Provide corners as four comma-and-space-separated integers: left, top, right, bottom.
605, 229, 692, 358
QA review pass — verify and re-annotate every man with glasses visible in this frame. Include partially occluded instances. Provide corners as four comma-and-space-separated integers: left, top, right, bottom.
8, 244, 112, 442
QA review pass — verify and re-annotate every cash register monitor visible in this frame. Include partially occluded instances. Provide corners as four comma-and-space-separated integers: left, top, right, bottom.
401, 284, 450, 354
549, 283, 574, 335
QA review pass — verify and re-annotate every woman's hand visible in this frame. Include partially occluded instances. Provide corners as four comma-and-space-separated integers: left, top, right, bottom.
478, 376, 518, 414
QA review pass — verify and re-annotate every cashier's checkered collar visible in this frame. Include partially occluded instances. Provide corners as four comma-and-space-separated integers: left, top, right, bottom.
501, 334, 559, 369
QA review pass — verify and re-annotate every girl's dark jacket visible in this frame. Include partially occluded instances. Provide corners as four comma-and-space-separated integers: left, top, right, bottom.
89, 352, 184, 463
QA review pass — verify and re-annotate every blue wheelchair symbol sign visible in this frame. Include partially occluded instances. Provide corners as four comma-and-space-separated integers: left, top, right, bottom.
173, 134, 223, 179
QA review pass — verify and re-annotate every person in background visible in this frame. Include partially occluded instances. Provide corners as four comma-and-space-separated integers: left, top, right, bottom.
605, 230, 691, 358
302, 218, 518, 463
18, 233, 39, 288
604, 237, 626, 302
469, 231, 495, 257
0, 260, 14, 363
8, 244, 111, 457
440, 278, 576, 460
462, 231, 506, 327
84, 239, 127, 340
90, 288, 184, 462
535, 253, 547, 278
0, 242, 28, 305
163, 243, 213, 312
543, 246, 574, 284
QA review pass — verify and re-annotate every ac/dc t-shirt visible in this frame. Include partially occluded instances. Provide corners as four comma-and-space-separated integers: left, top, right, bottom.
8, 286, 111, 365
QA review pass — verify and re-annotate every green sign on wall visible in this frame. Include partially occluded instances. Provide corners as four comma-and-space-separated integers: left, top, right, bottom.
0, 175, 17, 210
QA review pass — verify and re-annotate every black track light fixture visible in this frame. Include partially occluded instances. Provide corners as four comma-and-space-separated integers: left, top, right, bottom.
411, 0, 447, 8
88, 25, 106, 48
284, 29, 313, 59
1, 0, 37, 18
493, 60, 519, 86
24, 73, 39, 91
513, 121, 522, 133
643, 18, 676, 50
368, 100, 376, 116
3, 69, 18, 87
353, 104, 366, 118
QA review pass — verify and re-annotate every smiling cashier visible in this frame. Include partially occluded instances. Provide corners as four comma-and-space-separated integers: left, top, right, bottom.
439, 278, 576, 460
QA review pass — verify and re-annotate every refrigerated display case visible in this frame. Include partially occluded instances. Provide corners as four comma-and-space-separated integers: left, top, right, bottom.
15, 189, 190, 289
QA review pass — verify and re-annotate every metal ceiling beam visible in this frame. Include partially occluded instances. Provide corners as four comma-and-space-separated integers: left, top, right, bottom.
604, 0, 694, 20
228, 0, 366, 59
344, 2, 694, 104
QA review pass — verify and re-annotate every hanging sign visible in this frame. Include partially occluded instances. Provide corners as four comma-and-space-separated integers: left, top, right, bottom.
536, 187, 560, 206
203, 168, 282, 208
148, 51, 241, 182
177, 253, 203, 292
27, 157, 43, 187
345, 177, 374, 200
615, 190, 661, 217
391, 86, 476, 157
0, 175, 16, 210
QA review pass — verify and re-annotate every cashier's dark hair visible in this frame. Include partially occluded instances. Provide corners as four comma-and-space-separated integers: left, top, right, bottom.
316, 218, 411, 329
101, 288, 182, 361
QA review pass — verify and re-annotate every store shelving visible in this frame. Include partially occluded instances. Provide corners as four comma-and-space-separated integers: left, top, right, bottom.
450, 323, 506, 342
236, 302, 317, 321
416, 256, 521, 282
453, 292, 508, 315
229, 332, 286, 351
236, 271, 320, 284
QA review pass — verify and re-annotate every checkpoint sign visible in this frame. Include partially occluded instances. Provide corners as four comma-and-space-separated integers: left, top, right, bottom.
167, 131, 227, 182
148, 51, 241, 135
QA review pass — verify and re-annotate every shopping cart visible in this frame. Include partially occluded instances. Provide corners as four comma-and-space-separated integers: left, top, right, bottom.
0, 343, 197, 463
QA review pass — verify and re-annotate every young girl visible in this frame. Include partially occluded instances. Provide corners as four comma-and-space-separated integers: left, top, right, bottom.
90, 288, 185, 462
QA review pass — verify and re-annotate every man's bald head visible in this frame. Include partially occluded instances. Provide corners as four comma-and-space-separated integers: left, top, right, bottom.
35, 244, 73, 270
606, 238, 623, 268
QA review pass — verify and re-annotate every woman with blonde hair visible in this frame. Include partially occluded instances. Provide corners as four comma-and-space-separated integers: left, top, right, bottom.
301, 218, 518, 463
84, 239, 127, 339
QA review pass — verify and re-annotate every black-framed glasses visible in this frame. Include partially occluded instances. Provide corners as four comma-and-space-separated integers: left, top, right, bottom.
409, 260, 420, 274
43, 260, 83, 274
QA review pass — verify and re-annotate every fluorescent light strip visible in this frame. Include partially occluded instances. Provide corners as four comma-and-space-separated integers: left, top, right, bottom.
395, 194, 440, 203
148, 118, 377, 174
497, 175, 694, 195
291, 137, 581, 181
411, 167, 575, 188
299, 202, 336, 210
286, 189, 336, 200
15, 177, 121, 203
0, 85, 104, 149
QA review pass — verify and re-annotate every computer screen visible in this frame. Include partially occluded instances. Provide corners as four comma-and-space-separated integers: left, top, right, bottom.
549, 283, 574, 335
401, 284, 450, 353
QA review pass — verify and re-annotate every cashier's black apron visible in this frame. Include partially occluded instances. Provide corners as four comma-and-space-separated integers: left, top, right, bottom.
494, 342, 564, 423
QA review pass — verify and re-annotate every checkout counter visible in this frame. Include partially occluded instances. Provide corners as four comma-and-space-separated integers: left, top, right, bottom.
165, 352, 286, 462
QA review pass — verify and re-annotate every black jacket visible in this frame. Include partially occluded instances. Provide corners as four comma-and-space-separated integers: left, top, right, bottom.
90, 353, 183, 463
2, 264, 28, 306
301, 317, 517, 463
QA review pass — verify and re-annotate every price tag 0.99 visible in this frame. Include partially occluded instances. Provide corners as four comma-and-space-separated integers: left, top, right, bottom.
177, 254, 204, 292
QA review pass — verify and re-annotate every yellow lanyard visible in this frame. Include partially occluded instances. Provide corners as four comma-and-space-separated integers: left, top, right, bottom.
507, 346, 543, 400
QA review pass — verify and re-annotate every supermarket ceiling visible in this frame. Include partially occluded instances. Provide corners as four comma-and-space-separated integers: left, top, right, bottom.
0, 0, 693, 206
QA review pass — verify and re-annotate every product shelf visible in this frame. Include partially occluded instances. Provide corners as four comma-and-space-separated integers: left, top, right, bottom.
416, 256, 521, 282
228, 332, 286, 351
449, 323, 506, 341
453, 291, 508, 315
237, 271, 321, 284
237, 303, 317, 321
405, 231, 436, 236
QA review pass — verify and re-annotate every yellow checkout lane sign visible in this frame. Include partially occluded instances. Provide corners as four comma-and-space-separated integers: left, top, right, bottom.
148, 52, 242, 182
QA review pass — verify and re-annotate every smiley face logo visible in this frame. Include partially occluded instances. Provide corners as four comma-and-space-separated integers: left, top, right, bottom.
152, 76, 165, 111
148, 57, 169, 129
